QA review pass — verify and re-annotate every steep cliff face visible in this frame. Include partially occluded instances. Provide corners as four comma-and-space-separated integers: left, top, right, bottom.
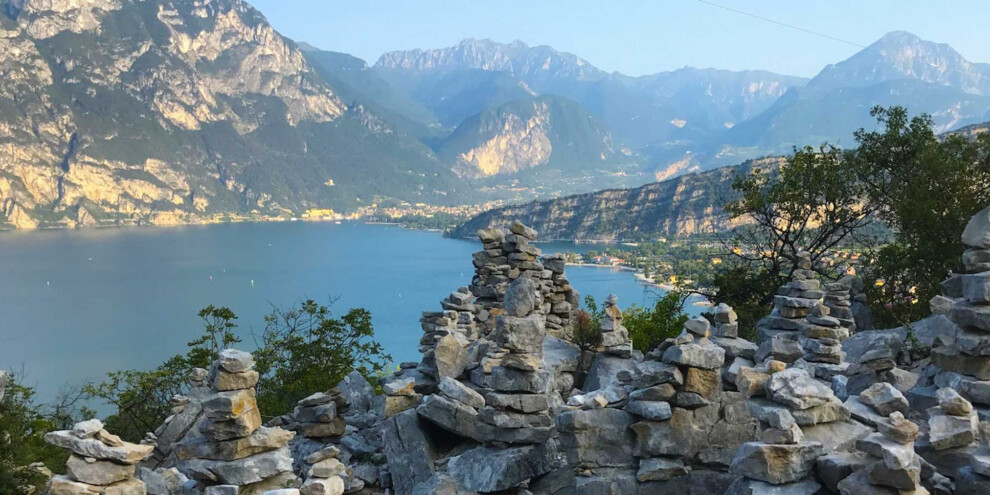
441, 96, 615, 178
0, 0, 463, 229
451, 158, 783, 240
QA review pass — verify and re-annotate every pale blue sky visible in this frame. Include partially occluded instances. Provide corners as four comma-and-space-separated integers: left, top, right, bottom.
248, 0, 990, 78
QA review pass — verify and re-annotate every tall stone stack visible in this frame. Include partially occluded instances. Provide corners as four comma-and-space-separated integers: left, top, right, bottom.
753, 251, 857, 386
412, 273, 559, 492
824, 280, 857, 333
542, 252, 579, 338
927, 206, 990, 414
599, 294, 632, 357
175, 349, 298, 493
470, 221, 578, 339
836, 411, 924, 494
728, 366, 843, 493
45, 419, 154, 495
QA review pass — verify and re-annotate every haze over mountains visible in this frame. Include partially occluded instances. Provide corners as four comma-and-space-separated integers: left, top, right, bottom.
0, 0, 989, 229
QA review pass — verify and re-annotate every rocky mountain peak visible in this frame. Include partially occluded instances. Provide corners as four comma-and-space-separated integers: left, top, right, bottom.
808, 30, 990, 95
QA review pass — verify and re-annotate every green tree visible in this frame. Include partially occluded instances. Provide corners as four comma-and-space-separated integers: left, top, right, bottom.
0, 376, 70, 494
852, 106, 990, 326
623, 290, 691, 351
252, 300, 392, 418
715, 144, 875, 336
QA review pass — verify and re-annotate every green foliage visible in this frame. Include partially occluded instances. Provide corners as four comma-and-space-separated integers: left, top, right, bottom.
852, 106, 990, 326
0, 376, 70, 494
717, 143, 874, 339
723, 143, 873, 283
87, 300, 391, 440
623, 291, 691, 352
252, 300, 392, 419
570, 309, 602, 355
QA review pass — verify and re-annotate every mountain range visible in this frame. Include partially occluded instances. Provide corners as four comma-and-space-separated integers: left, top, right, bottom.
0, 0, 988, 229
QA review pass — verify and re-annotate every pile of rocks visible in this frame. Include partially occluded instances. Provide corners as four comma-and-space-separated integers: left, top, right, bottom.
552, 305, 758, 493
757, 252, 821, 340
412, 273, 559, 492
710, 303, 758, 385
299, 446, 346, 495
599, 294, 632, 357
45, 419, 154, 494
174, 349, 298, 493
824, 279, 857, 332
927, 206, 990, 410
287, 391, 348, 440
727, 365, 840, 493
542, 252, 577, 337
471, 221, 578, 338
837, 410, 924, 494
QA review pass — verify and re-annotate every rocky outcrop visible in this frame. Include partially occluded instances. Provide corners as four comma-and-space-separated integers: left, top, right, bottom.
450, 158, 780, 240
0, 0, 464, 230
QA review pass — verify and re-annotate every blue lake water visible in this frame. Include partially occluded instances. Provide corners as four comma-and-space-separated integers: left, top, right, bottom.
0, 221, 693, 402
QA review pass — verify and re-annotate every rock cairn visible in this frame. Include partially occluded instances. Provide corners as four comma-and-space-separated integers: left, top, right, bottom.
299, 445, 346, 495
927, 206, 990, 412
414, 273, 559, 492
415, 221, 578, 389
837, 410, 924, 494
599, 294, 632, 357
472, 221, 578, 338
555, 307, 759, 492
824, 279, 857, 333
45, 418, 154, 495
727, 365, 840, 493
711, 303, 759, 387
175, 349, 298, 493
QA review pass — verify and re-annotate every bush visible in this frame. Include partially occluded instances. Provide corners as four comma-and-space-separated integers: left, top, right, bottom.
0, 376, 71, 494
570, 309, 602, 355
623, 290, 691, 351
252, 300, 392, 418
86, 301, 390, 441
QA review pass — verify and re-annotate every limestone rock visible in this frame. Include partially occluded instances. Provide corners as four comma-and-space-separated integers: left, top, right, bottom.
66, 455, 136, 486
859, 382, 909, 416
218, 349, 255, 373
175, 426, 294, 461
662, 341, 726, 370
438, 377, 485, 409
729, 441, 823, 484
503, 276, 538, 317
433, 334, 469, 380
448, 443, 557, 492
380, 409, 435, 495
767, 368, 836, 410
49, 475, 146, 495
962, 205, 990, 248
636, 457, 689, 482
44, 430, 154, 465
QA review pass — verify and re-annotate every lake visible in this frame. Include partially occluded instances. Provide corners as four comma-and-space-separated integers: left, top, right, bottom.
0, 221, 692, 402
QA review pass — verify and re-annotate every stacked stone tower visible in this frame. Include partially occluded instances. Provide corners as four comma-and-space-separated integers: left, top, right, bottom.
45, 419, 154, 494
929, 206, 990, 408
174, 349, 298, 493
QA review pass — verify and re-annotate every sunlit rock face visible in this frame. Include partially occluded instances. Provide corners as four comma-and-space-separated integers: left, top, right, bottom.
0, 0, 467, 230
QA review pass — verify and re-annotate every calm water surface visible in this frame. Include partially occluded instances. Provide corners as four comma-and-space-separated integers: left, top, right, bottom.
0, 222, 690, 401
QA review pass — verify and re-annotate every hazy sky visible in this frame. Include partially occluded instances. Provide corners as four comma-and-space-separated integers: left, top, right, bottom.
248, 0, 990, 78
